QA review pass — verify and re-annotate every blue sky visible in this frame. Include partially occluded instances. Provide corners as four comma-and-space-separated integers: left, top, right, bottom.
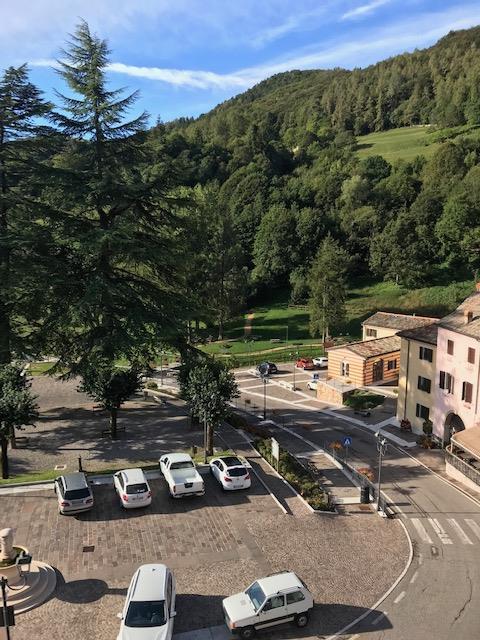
2, 1, 479, 123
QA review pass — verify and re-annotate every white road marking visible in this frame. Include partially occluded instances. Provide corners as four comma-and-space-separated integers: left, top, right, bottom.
465, 519, 480, 540
411, 518, 433, 544
448, 518, 473, 544
418, 553, 423, 565
428, 518, 453, 544
394, 591, 406, 604
371, 611, 387, 626
409, 570, 418, 584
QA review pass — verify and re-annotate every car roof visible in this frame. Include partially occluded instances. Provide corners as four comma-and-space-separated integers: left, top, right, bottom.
121, 468, 148, 484
61, 472, 88, 490
164, 453, 193, 463
217, 456, 243, 467
131, 564, 168, 601
256, 572, 303, 594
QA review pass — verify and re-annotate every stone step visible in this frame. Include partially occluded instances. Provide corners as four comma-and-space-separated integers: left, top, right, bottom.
6, 561, 57, 614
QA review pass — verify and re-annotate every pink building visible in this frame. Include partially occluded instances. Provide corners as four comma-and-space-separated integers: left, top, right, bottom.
432, 291, 480, 443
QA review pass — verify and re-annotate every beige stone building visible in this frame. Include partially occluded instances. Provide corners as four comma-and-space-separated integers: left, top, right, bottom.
362, 312, 437, 341
395, 323, 438, 434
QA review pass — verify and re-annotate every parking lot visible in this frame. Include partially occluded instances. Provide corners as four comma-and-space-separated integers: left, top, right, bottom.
5, 467, 407, 640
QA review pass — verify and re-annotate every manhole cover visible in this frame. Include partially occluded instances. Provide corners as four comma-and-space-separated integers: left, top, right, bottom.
54, 465, 67, 470
82, 545, 95, 553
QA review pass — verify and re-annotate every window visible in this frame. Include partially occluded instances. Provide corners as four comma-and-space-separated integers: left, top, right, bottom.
417, 376, 431, 393
387, 359, 397, 371
341, 361, 349, 376
416, 404, 430, 420
366, 328, 377, 338
468, 348, 476, 364
419, 346, 433, 362
439, 371, 445, 389
286, 591, 305, 605
263, 595, 285, 611
439, 371, 454, 393
447, 340, 454, 355
462, 381, 473, 403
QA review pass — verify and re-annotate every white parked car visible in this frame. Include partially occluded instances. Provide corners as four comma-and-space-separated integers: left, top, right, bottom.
210, 455, 251, 491
54, 472, 94, 515
312, 356, 328, 368
222, 571, 314, 638
307, 380, 318, 391
159, 453, 205, 498
113, 468, 152, 509
117, 564, 176, 640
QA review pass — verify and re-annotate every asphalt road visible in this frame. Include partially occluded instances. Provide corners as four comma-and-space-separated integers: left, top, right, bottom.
235, 366, 480, 640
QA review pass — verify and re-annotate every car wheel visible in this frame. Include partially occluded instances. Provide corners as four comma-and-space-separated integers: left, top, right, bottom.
239, 626, 255, 639
295, 612, 309, 628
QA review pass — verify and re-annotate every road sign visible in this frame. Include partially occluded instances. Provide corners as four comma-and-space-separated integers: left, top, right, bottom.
343, 436, 352, 447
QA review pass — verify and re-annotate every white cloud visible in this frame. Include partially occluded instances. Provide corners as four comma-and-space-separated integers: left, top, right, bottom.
341, 0, 391, 20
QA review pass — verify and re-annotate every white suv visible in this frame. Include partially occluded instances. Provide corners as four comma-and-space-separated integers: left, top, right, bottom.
222, 571, 313, 638
117, 564, 176, 640
54, 472, 94, 515
113, 468, 152, 509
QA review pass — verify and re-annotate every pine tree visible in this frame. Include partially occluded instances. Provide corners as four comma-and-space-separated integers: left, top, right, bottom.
43, 21, 187, 375
0, 65, 51, 363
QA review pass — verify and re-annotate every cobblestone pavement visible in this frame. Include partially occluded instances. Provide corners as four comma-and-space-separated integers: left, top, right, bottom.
4, 472, 408, 640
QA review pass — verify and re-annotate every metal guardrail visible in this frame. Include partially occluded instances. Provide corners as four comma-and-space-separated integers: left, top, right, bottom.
446, 446, 480, 487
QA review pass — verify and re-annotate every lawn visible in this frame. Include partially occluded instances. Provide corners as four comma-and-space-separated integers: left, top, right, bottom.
356, 126, 437, 162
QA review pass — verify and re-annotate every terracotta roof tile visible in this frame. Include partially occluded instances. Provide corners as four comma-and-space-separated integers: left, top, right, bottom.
363, 311, 438, 331
327, 335, 401, 359
397, 323, 439, 345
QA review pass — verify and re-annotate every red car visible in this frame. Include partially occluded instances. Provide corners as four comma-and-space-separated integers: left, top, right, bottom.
295, 357, 315, 370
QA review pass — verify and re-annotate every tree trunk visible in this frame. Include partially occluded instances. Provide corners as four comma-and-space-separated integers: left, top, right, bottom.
195, 319, 200, 331
110, 408, 118, 439
1, 434, 9, 479
218, 314, 224, 341
207, 422, 214, 456
9, 424, 16, 449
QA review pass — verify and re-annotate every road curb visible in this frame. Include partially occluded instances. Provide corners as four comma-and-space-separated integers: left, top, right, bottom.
324, 513, 414, 640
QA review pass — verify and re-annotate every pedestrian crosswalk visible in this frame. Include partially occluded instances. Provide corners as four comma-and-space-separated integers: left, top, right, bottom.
410, 517, 480, 546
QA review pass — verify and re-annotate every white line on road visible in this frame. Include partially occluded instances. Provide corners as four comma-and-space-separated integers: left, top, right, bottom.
371, 611, 388, 626
448, 518, 473, 544
465, 519, 480, 540
410, 570, 419, 584
418, 553, 423, 565
411, 518, 433, 544
429, 518, 453, 544
394, 591, 406, 604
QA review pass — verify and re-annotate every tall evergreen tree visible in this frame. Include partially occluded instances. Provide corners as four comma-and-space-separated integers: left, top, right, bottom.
0, 65, 51, 363
43, 21, 187, 374
308, 236, 348, 341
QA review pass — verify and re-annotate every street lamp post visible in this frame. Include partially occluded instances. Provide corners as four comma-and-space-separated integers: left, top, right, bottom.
1, 576, 11, 640
203, 411, 208, 464
375, 431, 388, 512
262, 376, 267, 420
290, 351, 299, 390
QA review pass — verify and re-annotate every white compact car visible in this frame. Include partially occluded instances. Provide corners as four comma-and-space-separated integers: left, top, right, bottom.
117, 564, 176, 640
306, 380, 318, 391
210, 456, 251, 491
312, 356, 328, 368
113, 468, 152, 509
54, 472, 94, 515
222, 572, 313, 639
159, 453, 204, 498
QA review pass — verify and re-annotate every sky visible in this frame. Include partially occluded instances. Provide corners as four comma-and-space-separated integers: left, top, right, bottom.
2, 0, 480, 124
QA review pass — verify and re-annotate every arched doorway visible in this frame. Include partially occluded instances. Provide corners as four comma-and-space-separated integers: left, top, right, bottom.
444, 413, 465, 443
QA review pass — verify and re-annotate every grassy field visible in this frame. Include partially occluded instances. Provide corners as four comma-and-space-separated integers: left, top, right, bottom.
356, 126, 436, 162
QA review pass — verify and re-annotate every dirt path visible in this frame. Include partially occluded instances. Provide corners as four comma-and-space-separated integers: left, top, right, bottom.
244, 311, 254, 336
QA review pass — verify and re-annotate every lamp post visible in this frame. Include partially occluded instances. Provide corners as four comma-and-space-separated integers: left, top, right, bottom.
1, 576, 11, 640
375, 431, 388, 512
203, 411, 208, 464
290, 351, 298, 391
262, 376, 267, 420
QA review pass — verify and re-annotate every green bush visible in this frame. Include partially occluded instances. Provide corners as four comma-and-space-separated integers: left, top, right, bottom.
145, 381, 158, 390
344, 391, 384, 411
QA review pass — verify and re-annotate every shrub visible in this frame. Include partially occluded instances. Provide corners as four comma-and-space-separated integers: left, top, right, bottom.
357, 467, 375, 482
344, 391, 384, 411
145, 381, 158, 390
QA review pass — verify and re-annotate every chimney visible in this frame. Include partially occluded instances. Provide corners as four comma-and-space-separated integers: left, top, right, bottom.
476, 282, 480, 292
465, 310, 473, 324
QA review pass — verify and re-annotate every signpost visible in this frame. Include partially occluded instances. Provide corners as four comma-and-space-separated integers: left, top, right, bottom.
342, 436, 352, 466
271, 437, 280, 471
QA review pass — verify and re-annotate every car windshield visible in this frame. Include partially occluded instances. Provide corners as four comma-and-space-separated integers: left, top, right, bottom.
170, 461, 194, 470
227, 467, 247, 477
245, 582, 266, 612
64, 487, 90, 500
125, 601, 166, 627
222, 457, 241, 466
126, 483, 148, 495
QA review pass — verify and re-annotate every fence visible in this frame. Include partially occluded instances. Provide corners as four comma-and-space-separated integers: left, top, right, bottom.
446, 446, 480, 488
212, 345, 324, 369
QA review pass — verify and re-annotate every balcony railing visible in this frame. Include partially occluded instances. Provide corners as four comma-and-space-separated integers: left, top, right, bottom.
446, 446, 480, 487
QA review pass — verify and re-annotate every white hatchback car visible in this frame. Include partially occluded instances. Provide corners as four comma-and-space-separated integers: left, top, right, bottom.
223, 571, 314, 638
312, 356, 328, 368
117, 564, 176, 640
113, 468, 152, 509
306, 380, 318, 391
210, 456, 251, 491
54, 472, 94, 515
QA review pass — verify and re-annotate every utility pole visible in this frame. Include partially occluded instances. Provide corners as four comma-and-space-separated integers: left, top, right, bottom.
203, 411, 208, 464
263, 376, 267, 420
375, 431, 388, 513
1, 577, 11, 640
